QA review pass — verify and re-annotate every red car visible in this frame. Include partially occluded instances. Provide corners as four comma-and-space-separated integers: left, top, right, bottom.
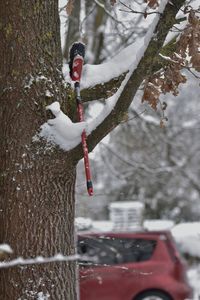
78, 231, 193, 300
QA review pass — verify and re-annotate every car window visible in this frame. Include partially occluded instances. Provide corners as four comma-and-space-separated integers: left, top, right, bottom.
78, 236, 157, 266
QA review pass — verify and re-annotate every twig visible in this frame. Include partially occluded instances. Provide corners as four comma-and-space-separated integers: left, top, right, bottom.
120, 109, 146, 124
159, 53, 200, 79
79, 4, 96, 35
94, 0, 128, 30
119, 1, 162, 16
59, 4, 67, 13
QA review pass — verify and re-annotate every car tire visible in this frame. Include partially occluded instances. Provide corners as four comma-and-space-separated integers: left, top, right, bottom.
135, 290, 172, 300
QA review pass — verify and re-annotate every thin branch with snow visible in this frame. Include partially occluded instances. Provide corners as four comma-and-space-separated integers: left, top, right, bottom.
119, 1, 162, 16
0, 253, 79, 269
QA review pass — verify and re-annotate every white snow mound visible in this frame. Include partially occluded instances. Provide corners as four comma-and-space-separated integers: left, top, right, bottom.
172, 222, 200, 258
0, 243, 13, 254
39, 101, 87, 151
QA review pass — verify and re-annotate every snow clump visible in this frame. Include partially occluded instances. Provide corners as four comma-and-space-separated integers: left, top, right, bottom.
39, 101, 88, 151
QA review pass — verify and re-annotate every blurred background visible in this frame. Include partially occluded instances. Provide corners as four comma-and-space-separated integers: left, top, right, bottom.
59, 1, 200, 297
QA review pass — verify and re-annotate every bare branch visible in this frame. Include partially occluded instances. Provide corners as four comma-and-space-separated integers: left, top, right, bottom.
119, 1, 162, 16
94, 0, 128, 30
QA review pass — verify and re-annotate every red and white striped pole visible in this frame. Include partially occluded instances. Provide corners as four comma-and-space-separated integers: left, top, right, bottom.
69, 42, 93, 196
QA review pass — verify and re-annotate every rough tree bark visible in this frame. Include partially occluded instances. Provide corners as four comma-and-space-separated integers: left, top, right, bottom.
0, 0, 186, 299
0, 1, 77, 299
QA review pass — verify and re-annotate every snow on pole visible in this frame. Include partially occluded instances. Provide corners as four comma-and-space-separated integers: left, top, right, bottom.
69, 42, 93, 196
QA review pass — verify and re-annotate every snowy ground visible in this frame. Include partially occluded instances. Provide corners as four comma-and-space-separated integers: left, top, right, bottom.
171, 222, 200, 299
76, 218, 200, 298
187, 265, 200, 300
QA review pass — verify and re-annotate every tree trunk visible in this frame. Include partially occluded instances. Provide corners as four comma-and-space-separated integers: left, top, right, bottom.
0, 0, 78, 299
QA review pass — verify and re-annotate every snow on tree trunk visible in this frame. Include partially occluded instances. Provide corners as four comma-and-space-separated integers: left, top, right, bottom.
0, 1, 77, 299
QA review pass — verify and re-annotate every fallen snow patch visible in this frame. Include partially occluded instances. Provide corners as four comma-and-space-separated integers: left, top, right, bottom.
172, 222, 200, 258
144, 220, 175, 231
187, 265, 200, 300
75, 217, 93, 231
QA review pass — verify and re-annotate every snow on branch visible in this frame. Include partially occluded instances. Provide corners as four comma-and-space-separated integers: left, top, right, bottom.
119, 1, 162, 16
142, 8, 200, 124
62, 6, 161, 90
75, 0, 187, 157
85, 0, 169, 134
37, 101, 88, 151
62, 1, 169, 91
42, 0, 185, 156
0, 253, 79, 269
0, 244, 13, 255
63, 42, 136, 90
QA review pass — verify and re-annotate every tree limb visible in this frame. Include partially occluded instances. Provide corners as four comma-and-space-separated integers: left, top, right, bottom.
81, 72, 127, 102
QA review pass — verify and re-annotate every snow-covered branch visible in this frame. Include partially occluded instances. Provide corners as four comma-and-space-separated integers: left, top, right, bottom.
80, 0, 186, 155
63, 40, 139, 90
119, 0, 162, 16
80, 72, 127, 102
0, 253, 79, 269
38, 102, 88, 151
50, 0, 187, 158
